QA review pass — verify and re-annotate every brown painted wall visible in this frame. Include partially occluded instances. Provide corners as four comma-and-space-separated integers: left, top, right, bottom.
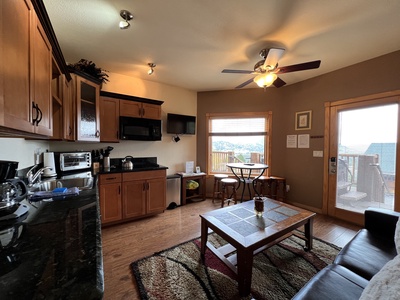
197, 50, 400, 210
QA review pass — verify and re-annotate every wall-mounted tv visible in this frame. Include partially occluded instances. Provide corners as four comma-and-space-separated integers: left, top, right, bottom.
167, 113, 196, 135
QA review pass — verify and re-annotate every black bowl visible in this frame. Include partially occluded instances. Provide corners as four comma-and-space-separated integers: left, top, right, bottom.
0, 160, 19, 183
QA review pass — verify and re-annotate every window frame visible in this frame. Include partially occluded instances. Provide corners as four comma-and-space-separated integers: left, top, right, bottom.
206, 111, 272, 175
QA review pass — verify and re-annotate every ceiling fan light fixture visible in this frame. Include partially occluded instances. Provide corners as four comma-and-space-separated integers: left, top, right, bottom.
119, 10, 133, 29
254, 73, 277, 88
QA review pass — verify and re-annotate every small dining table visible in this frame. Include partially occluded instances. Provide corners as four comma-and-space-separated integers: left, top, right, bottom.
226, 162, 269, 201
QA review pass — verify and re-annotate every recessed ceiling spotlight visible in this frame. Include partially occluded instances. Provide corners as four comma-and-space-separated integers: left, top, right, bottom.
119, 10, 133, 29
148, 63, 156, 75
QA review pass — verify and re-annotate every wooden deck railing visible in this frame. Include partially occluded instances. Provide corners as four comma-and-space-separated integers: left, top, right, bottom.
338, 153, 393, 202
211, 151, 264, 173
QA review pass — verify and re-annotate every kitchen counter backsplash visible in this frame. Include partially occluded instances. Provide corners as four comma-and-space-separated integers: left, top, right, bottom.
97, 156, 168, 174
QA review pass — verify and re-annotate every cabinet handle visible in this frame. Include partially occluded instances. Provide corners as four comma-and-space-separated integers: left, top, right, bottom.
142, 108, 145, 116
106, 177, 117, 180
147, 182, 150, 190
118, 186, 121, 194
36, 104, 43, 125
143, 183, 146, 191
95, 130, 100, 137
69, 126, 72, 136
32, 102, 38, 125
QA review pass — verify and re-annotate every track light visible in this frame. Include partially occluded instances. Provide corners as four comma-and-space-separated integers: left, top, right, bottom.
148, 63, 156, 75
173, 135, 180, 143
119, 10, 133, 29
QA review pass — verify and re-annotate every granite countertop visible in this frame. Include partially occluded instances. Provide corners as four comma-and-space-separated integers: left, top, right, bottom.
97, 164, 168, 175
0, 189, 103, 300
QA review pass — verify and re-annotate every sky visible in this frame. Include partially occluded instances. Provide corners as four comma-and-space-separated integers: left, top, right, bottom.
339, 104, 398, 151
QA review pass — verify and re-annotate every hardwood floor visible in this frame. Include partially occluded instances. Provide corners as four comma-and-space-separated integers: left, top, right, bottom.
101, 199, 361, 300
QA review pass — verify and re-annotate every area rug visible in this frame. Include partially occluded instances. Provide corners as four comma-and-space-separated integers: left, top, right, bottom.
131, 233, 341, 300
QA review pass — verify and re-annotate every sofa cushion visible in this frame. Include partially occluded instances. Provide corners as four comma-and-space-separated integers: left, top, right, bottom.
395, 217, 400, 254
359, 254, 400, 300
334, 229, 397, 280
292, 264, 368, 300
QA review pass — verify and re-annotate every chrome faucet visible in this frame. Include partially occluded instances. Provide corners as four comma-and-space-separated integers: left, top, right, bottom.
26, 165, 53, 186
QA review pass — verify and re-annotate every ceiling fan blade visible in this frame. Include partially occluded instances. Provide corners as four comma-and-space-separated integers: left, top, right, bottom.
235, 78, 254, 89
273, 77, 286, 88
263, 48, 285, 68
276, 60, 321, 74
222, 69, 253, 74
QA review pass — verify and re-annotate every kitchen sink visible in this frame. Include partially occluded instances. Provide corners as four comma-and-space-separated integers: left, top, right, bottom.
31, 177, 94, 192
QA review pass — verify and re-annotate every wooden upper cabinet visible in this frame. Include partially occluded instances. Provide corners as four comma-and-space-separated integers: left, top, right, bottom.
100, 96, 119, 142
62, 75, 75, 141
32, 13, 52, 136
0, 0, 52, 136
142, 103, 162, 120
1, 0, 34, 132
75, 75, 100, 141
119, 100, 142, 118
120, 99, 161, 120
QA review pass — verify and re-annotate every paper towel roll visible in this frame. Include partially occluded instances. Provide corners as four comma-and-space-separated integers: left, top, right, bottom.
43, 152, 57, 177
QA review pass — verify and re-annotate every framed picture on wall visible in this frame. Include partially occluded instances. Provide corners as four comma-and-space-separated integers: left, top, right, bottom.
295, 110, 312, 130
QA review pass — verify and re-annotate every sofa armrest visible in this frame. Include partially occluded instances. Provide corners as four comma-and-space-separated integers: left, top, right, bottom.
364, 208, 400, 240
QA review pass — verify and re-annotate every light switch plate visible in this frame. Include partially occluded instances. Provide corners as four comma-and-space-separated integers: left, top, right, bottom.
313, 150, 323, 157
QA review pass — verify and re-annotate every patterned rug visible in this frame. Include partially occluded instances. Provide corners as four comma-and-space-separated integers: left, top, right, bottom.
131, 233, 341, 300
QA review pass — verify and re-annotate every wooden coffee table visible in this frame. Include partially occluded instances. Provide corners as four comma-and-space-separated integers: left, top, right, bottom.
200, 198, 315, 297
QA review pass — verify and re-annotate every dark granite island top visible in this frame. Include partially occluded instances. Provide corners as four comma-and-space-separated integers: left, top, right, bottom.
0, 189, 103, 300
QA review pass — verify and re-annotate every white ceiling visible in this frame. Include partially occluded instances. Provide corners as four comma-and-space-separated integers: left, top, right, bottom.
43, 0, 400, 92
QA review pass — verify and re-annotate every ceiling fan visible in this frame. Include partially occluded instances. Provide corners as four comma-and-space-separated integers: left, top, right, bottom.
222, 48, 321, 89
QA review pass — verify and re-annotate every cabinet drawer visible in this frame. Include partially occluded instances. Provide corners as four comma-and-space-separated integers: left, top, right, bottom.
99, 173, 122, 184
123, 169, 166, 181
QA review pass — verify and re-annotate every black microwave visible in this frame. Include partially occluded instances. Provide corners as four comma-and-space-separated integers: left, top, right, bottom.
119, 117, 162, 141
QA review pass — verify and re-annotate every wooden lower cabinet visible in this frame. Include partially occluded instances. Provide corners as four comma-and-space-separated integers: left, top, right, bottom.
122, 180, 146, 219
99, 170, 166, 226
98, 173, 122, 224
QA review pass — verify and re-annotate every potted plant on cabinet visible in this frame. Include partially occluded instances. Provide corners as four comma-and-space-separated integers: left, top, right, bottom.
68, 59, 109, 85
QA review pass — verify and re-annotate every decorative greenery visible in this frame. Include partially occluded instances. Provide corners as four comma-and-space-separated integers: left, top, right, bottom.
68, 59, 109, 83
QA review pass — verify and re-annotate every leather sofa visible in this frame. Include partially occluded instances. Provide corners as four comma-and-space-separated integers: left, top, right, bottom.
293, 208, 400, 300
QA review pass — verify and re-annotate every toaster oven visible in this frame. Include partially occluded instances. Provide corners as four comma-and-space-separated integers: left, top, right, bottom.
54, 152, 92, 174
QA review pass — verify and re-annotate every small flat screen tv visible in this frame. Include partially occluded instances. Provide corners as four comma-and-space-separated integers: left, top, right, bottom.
167, 113, 196, 135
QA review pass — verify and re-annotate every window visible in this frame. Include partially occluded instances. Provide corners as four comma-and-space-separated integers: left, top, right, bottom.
206, 112, 272, 175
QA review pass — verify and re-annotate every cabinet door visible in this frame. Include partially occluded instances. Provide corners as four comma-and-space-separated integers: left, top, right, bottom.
1, 0, 34, 132
142, 103, 161, 120
147, 177, 166, 214
76, 76, 100, 141
99, 182, 122, 224
119, 100, 142, 118
62, 75, 75, 140
100, 96, 119, 142
123, 180, 146, 218
32, 15, 52, 136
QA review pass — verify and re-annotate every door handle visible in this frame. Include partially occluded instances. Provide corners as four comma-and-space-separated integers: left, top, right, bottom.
329, 157, 337, 174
